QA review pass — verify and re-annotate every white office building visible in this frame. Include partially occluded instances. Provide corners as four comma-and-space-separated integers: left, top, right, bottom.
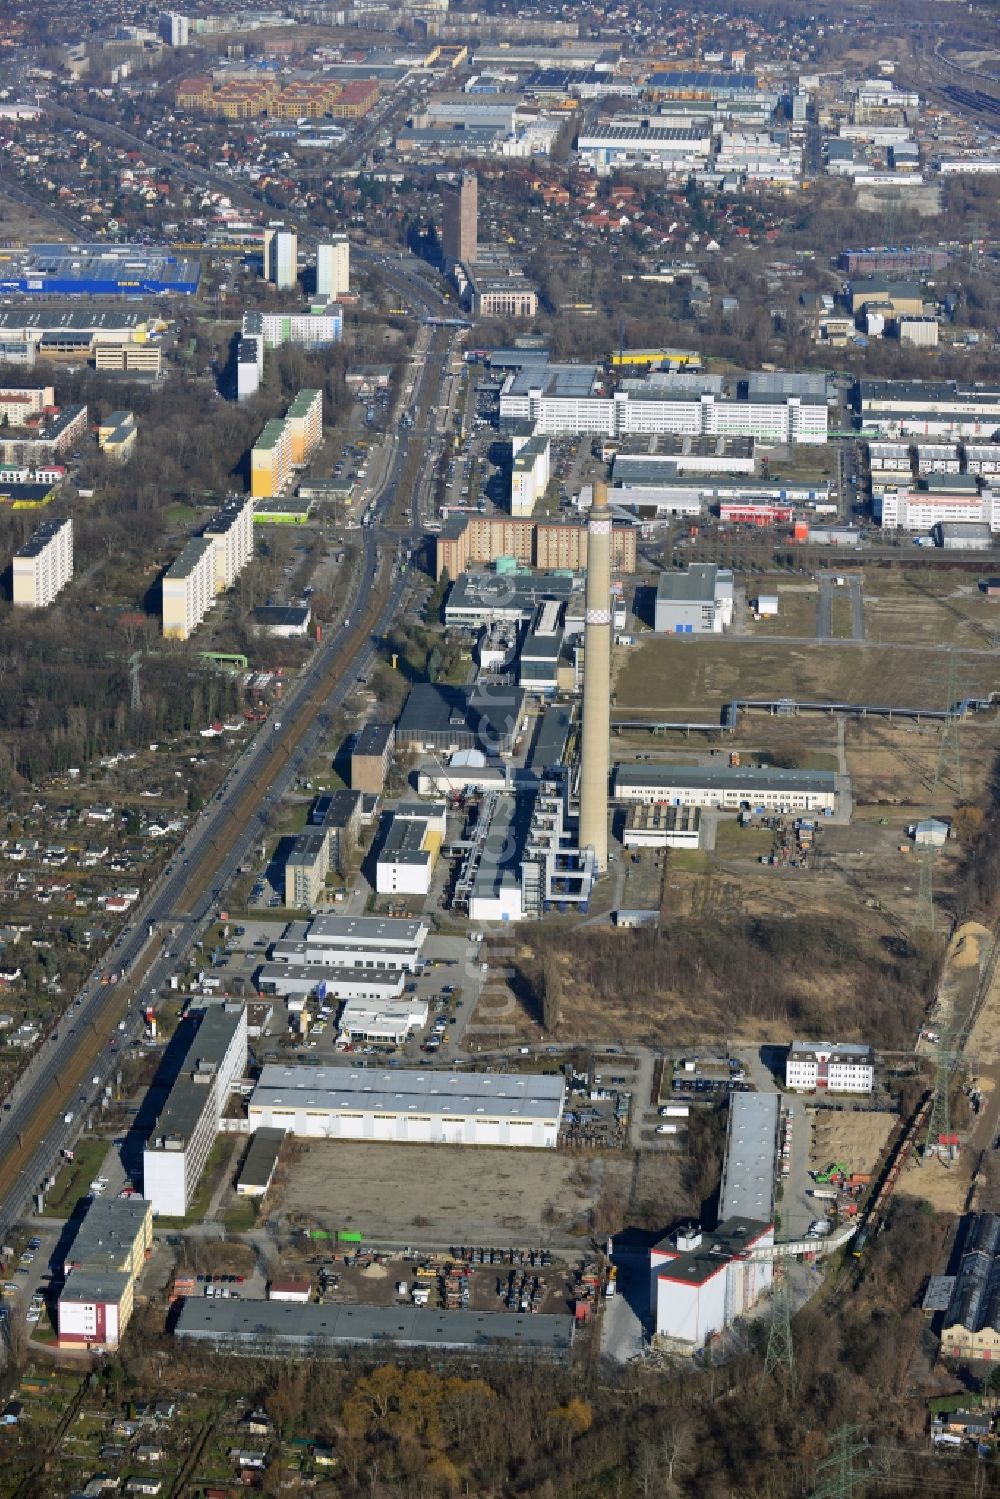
142, 1005, 247, 1217
12, 516, 73, 608
268, 914, 429, 974
785, 1040, 874, 1094
247, 1065, 565, 1147
337, 995, 428, 1046
315, 236, 349, 300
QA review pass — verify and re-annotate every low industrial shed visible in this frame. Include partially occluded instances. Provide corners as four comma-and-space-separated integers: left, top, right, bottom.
236, 1127, 285, 1198
247, 1064, 565, 1148
174, 1297, 574, 1357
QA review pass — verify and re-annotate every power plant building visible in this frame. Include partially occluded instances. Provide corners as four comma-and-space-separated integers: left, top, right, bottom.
578, 481, 612, 871
12, 515, 73, 608
375, 801, 447, 897
614, 764, 839, 814
655, 564, 734, 633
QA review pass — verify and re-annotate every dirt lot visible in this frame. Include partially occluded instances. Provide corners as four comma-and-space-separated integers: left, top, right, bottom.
809, 1110, 896, 1178
613, 638, 996, 720
863, 571, 1000, 651
270, 1140, 633, 1247
744, 586, 817, 638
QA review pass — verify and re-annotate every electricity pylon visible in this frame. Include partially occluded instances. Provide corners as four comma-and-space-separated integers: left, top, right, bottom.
807, 1424, 871, 1499
764, 1262, 795, 1391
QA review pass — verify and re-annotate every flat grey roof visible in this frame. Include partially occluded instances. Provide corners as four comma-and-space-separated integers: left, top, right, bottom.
719, 1092, 778, 1223
237, 1127, 285, 1191
504, 361, 601, 400
174, 1297, 573, 1354
354, 722, 394, 758
656, 564, 718, 604
305, 914, 427, 946
286, 832, 327, 868
146, 1005, 244, 1149
64, 1196, 149, 1272
524, 705, 572, 775
381, 816, 430, 866
256, 1063, 564, 1103
446, 572, 577, 617
59, 1269, 132, 1305
16, 516, 71, 558
615, 764, 836, 793
165, 535, 213, 581
258, 963, 404, 989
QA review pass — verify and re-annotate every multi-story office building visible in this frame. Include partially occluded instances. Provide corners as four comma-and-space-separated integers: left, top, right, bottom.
94, 344, 162, 375
162, 535, 215, 639
12, 515, 73, 608
316, 236, 349, 300
142, 1004, 248, 1217
441, 171, 478, 266
879, 477, 1000, 532
203, 494, 255, 593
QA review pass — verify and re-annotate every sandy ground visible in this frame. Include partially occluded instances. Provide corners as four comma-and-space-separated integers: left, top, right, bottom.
919, 920, 992, 1050
270, 1140, 633, 1247
965, 942, 1000, 1066
808, 1110, 896, 1178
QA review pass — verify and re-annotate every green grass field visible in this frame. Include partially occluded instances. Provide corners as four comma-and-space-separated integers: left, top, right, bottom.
45, 1138, 109, 1218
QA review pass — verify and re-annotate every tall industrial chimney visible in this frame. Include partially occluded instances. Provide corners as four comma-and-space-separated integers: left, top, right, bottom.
579, 480, 612, 872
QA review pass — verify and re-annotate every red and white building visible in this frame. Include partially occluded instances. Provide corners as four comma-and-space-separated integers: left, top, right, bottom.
719, 502, 794, 527
57, 1195, 153, 1351
649, 1219, 774, 1348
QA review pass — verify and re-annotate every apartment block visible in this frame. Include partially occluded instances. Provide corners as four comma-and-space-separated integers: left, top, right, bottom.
316, 236, 349, 300
57, 1196, 154, 1351
435, 513, 636, 581
351, 722, 395, 794
330, 79, 379, 118
251, 417, 292, 499
251, 391, 322, 498
511, 434, 550, 516
0, 403, 87, 465
162, 535, 215, 640
203, 494, 255, 593
97, 410, 137, 463
284, 830, 330, 908
12, 515, 73, 607
267, 229, 298, 291
242, 307, 342, 350
0, 385, 54, 422
285, 388, 322, 466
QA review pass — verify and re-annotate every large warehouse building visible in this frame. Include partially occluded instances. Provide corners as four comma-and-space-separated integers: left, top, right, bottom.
940, 1214, 1000, 1360
0, 242, 201, 296
614, 763, 839, 814
247, 1065, 565, 1147
174, 1298, 573, 1357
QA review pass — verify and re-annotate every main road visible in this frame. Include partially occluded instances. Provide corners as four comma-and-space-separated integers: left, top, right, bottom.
0, 256, 458, 1244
